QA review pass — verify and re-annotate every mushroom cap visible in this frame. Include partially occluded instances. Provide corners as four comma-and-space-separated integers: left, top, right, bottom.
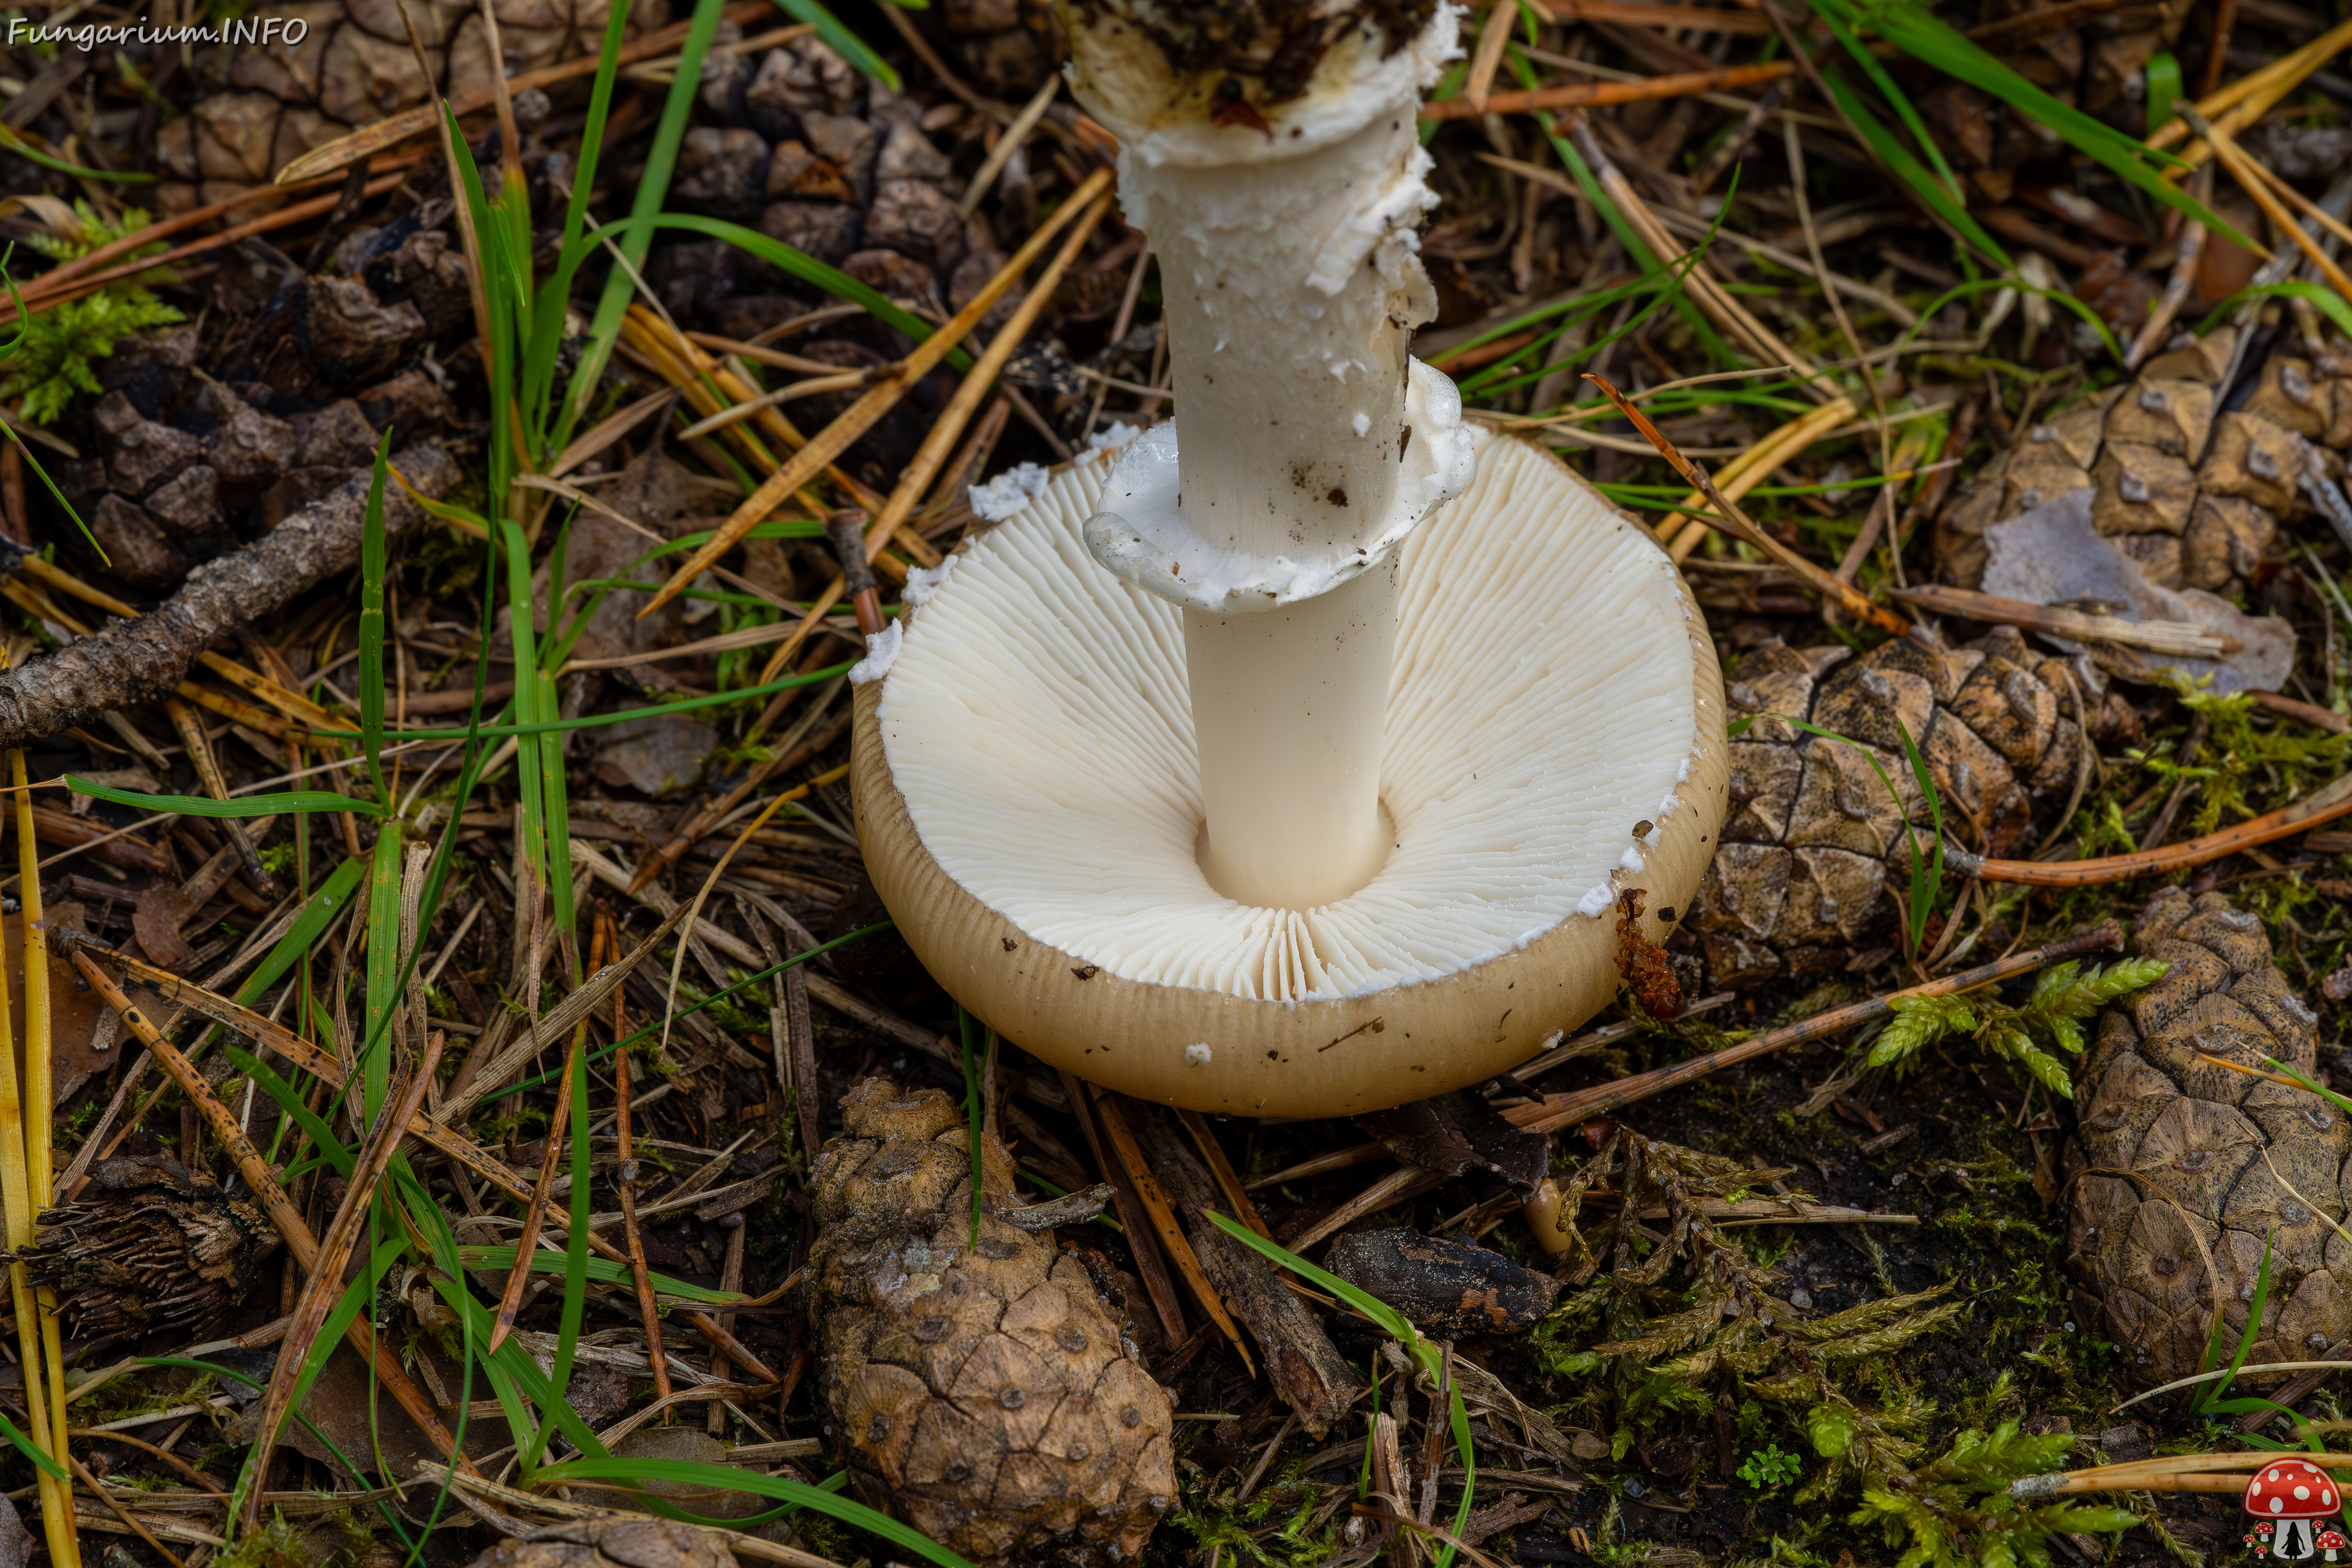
2247, 1461, 2341, 1517
852, 433, 1729, 1117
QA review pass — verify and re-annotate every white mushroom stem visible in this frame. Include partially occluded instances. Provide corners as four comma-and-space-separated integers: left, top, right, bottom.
1189, 564, 1397, 908
1063, 2, 1472, 912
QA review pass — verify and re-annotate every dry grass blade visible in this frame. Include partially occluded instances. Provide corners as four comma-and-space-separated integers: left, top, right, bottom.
67, 952, 473, 1476
604, 909, 671, 1402
72, 1452, 183, 1567
1562, 115, 1841, 403
164, 696, 274, 896
0, 652, 74, 1567
1512, 921, 2128, 1134
639, 164, 1116, 618
1658, 406, 1861, 564
239, 1031, 446, 1530
1093, 1091, 1253, 1374
487, 1017, 581, 1354
2188, 108, 2352, 307
1585, 372, 1912, 635
1420, 60, 1794, 118
2150, 17, 2352, 165
73, 937, 553, 1211
439, 897, 692, 1121
858, 185, 1117, 565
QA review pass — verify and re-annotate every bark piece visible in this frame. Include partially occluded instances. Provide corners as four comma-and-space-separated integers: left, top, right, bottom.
867, 178, 968, 267
0, 443, 454, 749
1327, 1228, 1561, 1335
1128, 1105, 1361, 1438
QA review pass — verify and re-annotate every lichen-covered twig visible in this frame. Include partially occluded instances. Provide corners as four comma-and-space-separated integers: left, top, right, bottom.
0, 445, 455, 751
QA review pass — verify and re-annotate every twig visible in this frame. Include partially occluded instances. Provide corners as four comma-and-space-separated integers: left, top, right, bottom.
1950, 771, 2352, 885
1517, 922, 2127, 1134
1891, 584, 2237, 657
1585, 372, 1913, 635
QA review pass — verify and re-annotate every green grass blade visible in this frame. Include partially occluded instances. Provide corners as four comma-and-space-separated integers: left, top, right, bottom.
554, 213, 972, 374
362, 822, 404, 1120
1894, 717, 1945, 953
1833, 0, 2248, 245
527, 0, 637, 440
2144, 50, 2180, 138
2202, 280, 2352, 338
327, 662, 850, 745
0, 1409, 65, 1481
1205, 1214, 1472, 1566
64, 780, 377, 818
451, 1247, 751, 1304
227, 1046, 355, 1179
145, 1357, 415, 1546
476, 922, 892, 1106
357, 432, 392, 807
1817, 67, 2011, 268
560, 0, 731, 450
775, 0, 899, 89
2192, 1231, 2275, 1412
1807, 0, 1964, 202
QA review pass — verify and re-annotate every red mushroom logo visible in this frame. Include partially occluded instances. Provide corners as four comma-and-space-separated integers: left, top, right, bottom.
2245, 1460, 2342, 1559
2320, 1528, 2349, 1562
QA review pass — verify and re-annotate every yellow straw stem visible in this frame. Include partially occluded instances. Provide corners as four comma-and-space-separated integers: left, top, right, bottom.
0, 646, 75, 1567
13, 744, 71, 1567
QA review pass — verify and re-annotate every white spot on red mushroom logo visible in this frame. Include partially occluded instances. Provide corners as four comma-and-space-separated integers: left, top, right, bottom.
2246, 1461, 2343, 1559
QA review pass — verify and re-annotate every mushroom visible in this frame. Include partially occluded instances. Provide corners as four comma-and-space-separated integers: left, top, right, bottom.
2321, 1528, 2348, 1562
2245, 1459, 2340, 1559
847, 2, 1728, 1115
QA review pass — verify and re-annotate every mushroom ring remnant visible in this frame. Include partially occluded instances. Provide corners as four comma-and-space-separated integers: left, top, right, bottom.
850, 431, 1729, 1117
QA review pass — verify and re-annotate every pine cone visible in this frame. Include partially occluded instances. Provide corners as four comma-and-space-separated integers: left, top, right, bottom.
1937, 324, 2351, 597
17, 1156, 277, 1346
811, 1079, 1175, 1567
154, 0, 666, 212
1689, 625, 2089, 988
2068, 888, 2340, 1386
